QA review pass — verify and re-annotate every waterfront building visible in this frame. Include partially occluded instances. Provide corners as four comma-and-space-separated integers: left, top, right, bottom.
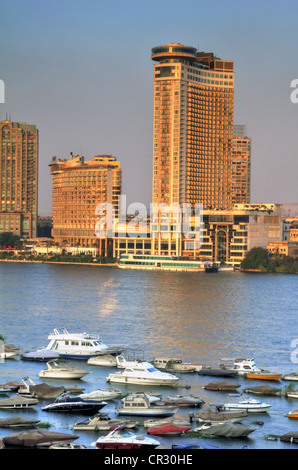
231, 125, 251, 204
49, 153, 122, 255
151, 43, 234, 210
0, 119, 38, 238
113, 204, 282, 266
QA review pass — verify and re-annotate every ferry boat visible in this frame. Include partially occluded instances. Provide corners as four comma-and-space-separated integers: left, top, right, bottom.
45, 328, 110, 360
118, 254, 204, 272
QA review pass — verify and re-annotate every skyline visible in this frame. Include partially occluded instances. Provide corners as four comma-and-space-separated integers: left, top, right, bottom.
1, 0, 298, 215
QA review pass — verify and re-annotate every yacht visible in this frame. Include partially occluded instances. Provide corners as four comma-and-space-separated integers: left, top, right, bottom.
106, 362, 179, 386
44, 328, 110, 359
91, 426, 160, 449
220, 358, 261, 375
39, 360, 90, 380
220, 397, 272, 413
117, 393, 178, 417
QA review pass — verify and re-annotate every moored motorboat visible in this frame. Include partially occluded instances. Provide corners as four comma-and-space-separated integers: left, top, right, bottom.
0, 343, 20, 359
152, 357, 198, 373
0, 397, 39, 409
107, 362, 179, 386
41, 393, 107, 414
117, 393, 178, 417
91, 427, 160, 449
164, 394, 204, 407
0, 387, 11, 395
280, 432, 298, 444
2, 430, 79, 447
219, 358, 260, 375
220, 397, 272, 413
193, 422, 256, 438
198, 367, 238, 378
39, 360, 90, 380
245, 371, 282, 381
204, 381, 241, 392
147, 422, 192, 435
243, 385, 282, 396
21, 349, 59, 362
87, 355, 117, 367
79, 388, 122, 401
73, 413, 138, 431
194, 408, 248, 424
283, 373, 298, 382
287, 409, 298, 419
144, 417, 190, 429
0, 416, 41, 428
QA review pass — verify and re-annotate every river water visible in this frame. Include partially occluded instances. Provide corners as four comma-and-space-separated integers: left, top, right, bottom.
0, 262, 297, 450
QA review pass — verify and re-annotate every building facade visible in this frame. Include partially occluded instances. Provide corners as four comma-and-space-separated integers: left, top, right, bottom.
151, 43, 234, 210
231, 125, 251, 205
0, 119, 38, 238
49, 153, 122, 255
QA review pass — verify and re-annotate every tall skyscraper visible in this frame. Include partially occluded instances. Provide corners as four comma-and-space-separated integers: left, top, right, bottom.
231, 125, 251, 205
0, 119, 38, 238
151, 43, 234, 210
49, 153, 122, 255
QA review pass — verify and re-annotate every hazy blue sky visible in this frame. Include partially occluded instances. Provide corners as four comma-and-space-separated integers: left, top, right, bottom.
1, 0, 297, 214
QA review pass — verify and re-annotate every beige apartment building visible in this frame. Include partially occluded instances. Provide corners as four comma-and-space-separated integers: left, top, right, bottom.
231, 125, 251, 205
0, 119, 38, 238
151, 43, 234, 210
49, 153, 122, 255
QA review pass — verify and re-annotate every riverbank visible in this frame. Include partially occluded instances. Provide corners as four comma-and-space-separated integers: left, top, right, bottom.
0, 259, 117, 267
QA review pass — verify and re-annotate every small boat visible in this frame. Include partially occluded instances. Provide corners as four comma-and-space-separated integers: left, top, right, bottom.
2, 430, 79, 448
194, 422, 255, 438
91, 426, 160, 449
283, 373, 298, 382
0, 416, 41, 428
286, 390, 298, 399
79, 388, 122, 401
243, 385, 282, 396
204, 262, 219, 273
21, 349, 60, 362
42, 393, 107, 414
287, 409, 298, 419
195, 409, 248, 424
152, 357, 198, 373
147, 422, 192, 435
39, 360, 90, 380
0, 387, 11, 395
280, 432, 298, 444
0, 343, 20, 359
49, 443, 86, 449
164, 394, 204, 407
204, 381, 241, 392
144, 417, 190, 429
198, 367, 238, 377
117, 393, 178, 417
219, 358, 261, 375
45, 328, 111, 359
220, 397, 272, 413
0, 381, 23, 391
73, 413, 138, 431
87, 355, 117, 367
245, 371, 282, 381
107, 362, 179, 386
0, 396, 39, 409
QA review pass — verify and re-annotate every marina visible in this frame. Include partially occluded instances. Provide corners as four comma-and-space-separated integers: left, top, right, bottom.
0, 262, 298, 449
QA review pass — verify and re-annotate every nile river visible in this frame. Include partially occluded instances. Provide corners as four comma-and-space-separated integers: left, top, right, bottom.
0, 262, 297, 450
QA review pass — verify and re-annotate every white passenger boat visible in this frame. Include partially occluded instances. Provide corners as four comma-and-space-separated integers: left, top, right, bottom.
79, 388, 122, 401
220, 358, 261, 375
106, 362, 179, 386
117, 393, 178, 417
87, 354, 117, 367
118, 254, 204, 272
45, 328, 110, 359
220, 398, 272, 413
91, 426, 160, 449
39, 361, 90, 380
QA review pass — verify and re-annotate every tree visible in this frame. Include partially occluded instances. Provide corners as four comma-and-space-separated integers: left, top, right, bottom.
241, 247, 270, 270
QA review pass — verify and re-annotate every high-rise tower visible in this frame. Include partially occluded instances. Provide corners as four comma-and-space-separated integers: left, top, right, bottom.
151, 43, 234, 210
0, 119, 38, 238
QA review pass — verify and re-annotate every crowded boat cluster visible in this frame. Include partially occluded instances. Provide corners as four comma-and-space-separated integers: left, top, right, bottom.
0, 328, 298, 449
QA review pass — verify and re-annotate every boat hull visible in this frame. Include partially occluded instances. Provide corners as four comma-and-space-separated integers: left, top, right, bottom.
222, 405, 271, 413
117, 407, 178, 417
246, 373, 282, 381
39, 371, 89, 379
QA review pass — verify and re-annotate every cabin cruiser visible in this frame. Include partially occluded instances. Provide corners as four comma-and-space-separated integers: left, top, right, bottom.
220, 358, 261, 375
44, 328, 115, 359
87, 354, 117, 367
107, 362, 179, 386
117, 393, 178, 417
79, 388, 122, 401
91, 426, 160, 449
220, 397, 272, 413
39, 360, 90, 380
73, 413, 138, 431
0, 397, 39, 409
153, 357, 200, 373
42, 393, 107, 414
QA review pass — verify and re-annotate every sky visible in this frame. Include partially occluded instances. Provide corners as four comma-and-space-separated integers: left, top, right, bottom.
1, 0, 298, 215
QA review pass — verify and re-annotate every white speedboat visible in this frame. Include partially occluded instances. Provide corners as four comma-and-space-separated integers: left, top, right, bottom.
91, 426, 160, 449
116, 393, 178, 417
283, 373, 298, 382
79, 388, 122, 401
220, 358, 261, 375
220, 398, 272, 413
107, 362, 179, 386
45, 328, 110, 359
0, 397, 39, 409
87, 355, 117, 367
39, 361, 90, 380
